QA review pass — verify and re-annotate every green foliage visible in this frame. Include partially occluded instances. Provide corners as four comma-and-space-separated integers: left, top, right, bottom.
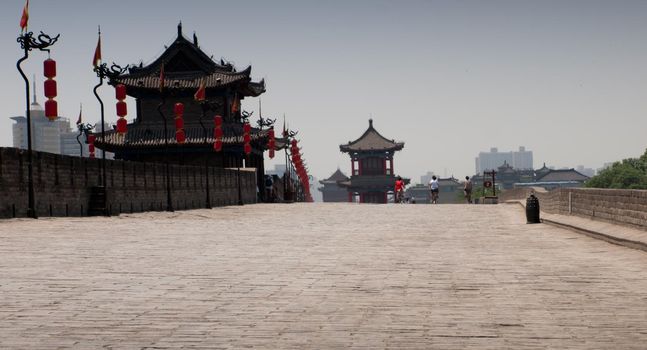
586, 149, 647, 189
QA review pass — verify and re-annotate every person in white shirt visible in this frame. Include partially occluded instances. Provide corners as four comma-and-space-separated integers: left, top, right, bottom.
429, 175, 439, 204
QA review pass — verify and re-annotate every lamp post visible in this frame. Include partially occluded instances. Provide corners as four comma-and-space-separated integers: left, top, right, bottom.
198, 100, 221, 209
256, 115, 276, 202
17, 30, 59, 218
93, 62, 127, 186
76, 123, 94, 157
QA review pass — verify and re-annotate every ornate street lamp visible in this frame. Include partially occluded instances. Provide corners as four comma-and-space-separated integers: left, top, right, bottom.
76, 122, 94, 157
17, 28, 59, 218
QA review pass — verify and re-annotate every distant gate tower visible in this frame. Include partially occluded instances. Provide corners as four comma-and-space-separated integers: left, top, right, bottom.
339, 119, 404, 203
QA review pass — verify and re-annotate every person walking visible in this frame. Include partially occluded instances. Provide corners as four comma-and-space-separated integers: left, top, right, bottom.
394, 176, 405, 203
429, 175, 439, 204
463, 176, 473, 204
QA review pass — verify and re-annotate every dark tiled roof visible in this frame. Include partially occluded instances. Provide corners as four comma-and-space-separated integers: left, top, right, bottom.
536, 169, 590, 182
320, 169, 349, 184
108, 25, 265, 97
115, 68, 253, 90
94, 123, 284, 151
340, 119, 404, 153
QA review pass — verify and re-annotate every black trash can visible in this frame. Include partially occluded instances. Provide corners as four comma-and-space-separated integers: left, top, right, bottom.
526, 194, 540, 224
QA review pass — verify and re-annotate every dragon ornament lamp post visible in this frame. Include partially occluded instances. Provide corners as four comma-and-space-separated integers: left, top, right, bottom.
283, 128, 298, 202
76, 122, 94, 157
93, 61, 128, 187
256, 114, 275, 201
17, 30, 59, 218
198, 99, 222, 209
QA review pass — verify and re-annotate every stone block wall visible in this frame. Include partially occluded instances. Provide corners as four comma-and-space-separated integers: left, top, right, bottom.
501, 186, 647, 231
0, 147, 257, 218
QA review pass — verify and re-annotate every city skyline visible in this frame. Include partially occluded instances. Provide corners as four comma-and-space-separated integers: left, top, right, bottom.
2, 0, 647, 181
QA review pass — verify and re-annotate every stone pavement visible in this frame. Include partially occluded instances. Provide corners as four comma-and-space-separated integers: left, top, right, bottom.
1, 203, 647, 349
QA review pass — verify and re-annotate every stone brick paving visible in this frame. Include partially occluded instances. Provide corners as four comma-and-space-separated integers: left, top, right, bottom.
1, 203, 647, 349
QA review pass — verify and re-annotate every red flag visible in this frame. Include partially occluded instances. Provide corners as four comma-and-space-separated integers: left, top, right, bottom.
19, 0, 29, 32
92, 33, 101, 68
76, 104, 82, 125
194, 79, 206, 101
159, 63, 165, 92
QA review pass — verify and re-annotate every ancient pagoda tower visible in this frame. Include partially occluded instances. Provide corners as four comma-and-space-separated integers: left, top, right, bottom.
318, 169, 349, 202
96, 24, 272, 187
339, 119, 404, 203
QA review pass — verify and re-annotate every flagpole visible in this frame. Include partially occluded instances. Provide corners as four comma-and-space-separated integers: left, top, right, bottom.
16, 4, 60, 218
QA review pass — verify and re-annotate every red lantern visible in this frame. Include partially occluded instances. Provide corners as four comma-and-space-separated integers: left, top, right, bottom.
88, 134, 96, 159
267, 128, 275, 159
43, 58, 58, 121
174, 102, 184, 115
214, 139, 223, 151
44, 79, 57, 98
116, 118, 127, 133
242, 122, 251, 155
45, 99, 58, 119
176, 130, 186, 143
174, 102, 185, 144
115, 84, 128, 134
116, 101, 127, 117
213, 115, 223, 152
43, 59, 56, 78
115, 84, 127, 100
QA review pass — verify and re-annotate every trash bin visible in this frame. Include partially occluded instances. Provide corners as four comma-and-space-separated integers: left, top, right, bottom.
526, 193, 540, 224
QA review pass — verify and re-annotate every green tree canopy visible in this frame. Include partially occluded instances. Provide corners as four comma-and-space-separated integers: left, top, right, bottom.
586, 149, 647, 189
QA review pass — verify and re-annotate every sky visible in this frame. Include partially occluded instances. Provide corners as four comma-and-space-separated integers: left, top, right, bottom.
2, 0, 647, 184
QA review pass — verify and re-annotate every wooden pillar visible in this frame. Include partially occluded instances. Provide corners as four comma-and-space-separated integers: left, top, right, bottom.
383, 158, 387, 175
351, 158, 355, 176
348, 191, 353, 203
390, 158, 394, 175
359, 193, 364, 203
383, 191, 388, 203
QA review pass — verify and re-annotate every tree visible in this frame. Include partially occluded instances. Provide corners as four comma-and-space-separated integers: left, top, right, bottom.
586, 149, 647, 189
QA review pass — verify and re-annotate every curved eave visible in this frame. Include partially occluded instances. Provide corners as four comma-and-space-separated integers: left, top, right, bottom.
94, 127, 273, 152
339, 143, 405, 153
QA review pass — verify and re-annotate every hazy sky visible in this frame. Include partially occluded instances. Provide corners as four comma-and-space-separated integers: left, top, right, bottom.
2, 0, 647, 183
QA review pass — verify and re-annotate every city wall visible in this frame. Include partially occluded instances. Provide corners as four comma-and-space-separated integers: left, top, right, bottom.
501, 187, 647, 231
0, 147, 257, 218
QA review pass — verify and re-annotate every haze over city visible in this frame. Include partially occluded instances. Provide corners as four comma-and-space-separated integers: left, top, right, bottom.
2, 0, 647, 182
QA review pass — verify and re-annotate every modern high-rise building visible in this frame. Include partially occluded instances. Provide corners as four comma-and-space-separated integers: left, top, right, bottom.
475, 146, 533, 174
10, 88, 111, 158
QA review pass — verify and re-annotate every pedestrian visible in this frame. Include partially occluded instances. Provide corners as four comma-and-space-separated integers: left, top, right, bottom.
394, 176, 405, 203
264, 175, 274, 202
463, 176, 473, 204
429, 175, 439, 204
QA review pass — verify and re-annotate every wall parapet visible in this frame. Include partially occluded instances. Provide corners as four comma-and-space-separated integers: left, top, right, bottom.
0, 147, 257, 218
502, 186, 647, 231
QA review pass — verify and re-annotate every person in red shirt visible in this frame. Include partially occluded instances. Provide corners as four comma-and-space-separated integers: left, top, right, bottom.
394, 176, 405, 203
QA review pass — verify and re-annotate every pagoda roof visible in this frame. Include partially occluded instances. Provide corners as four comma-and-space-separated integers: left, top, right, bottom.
319, 169, 349, 184
110, 23, 265, 97
536, 169, 590, 182
339, 119, 404, 153
94, 122, 285, 152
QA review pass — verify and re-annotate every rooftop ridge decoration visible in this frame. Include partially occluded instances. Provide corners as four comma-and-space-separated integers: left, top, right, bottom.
108, 23, 265, 97
339, 119, 404, 153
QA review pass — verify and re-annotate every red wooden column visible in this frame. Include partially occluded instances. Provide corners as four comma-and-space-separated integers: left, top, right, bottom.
348, 191, 353, 203
383, 159, 387, 175
390, 158, 394, 175
383, 192, 388, 203
351, 158, 355, 175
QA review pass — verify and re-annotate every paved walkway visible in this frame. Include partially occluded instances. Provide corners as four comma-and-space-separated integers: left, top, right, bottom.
1, 203, 647, 349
